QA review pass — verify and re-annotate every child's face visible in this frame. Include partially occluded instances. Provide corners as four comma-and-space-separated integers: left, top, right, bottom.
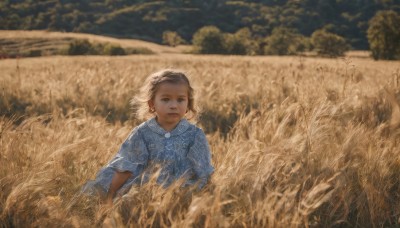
149, 82, 189, 131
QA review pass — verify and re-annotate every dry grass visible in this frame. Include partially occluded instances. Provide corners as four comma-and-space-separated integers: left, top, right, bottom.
1, 53, 400, 227
0, 30, 188, 54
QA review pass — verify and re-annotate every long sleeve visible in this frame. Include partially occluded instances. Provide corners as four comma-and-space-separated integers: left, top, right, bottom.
187, 128, 214, 189
108, 128, 149, 176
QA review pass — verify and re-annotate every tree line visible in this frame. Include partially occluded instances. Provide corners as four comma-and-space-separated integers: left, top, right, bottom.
1, 0, 399, 59
190, 9, 400, 60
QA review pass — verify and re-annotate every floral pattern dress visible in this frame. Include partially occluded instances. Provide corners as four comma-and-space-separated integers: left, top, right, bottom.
82, 118, 214, 196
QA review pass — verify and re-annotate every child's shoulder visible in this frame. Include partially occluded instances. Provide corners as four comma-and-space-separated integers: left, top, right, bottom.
182, 121, 205, 139
124, 121, 149, 138
181, 120, 204, 133
190, 123, 204, 134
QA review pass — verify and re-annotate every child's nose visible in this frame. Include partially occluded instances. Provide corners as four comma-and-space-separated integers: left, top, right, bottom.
169, 101, 178, 108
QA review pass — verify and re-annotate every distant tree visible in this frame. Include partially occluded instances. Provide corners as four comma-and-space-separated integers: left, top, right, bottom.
367, 10, 400, 60
1, 0, 399, 49
263, 27, 308, 55
225, 28, 255, 55
67, 39, 96, 55
48, 3, 64, 31
192, 26, 226, 54
5, 13, 22, 29
102, 43, 126, 55
311, 29, 350, 57
162, 31, 185, 47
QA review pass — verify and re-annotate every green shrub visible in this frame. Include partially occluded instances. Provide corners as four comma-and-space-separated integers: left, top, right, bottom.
102, 43, 126, 55
65, 40, 152, 56
225, 28, 256, 55
225, 34, 248, 55
28, 49, 42, 57
311, 29, 350, 57
162, 31, 185, 47
367, 10, 400, 60
124, 47, 154, 55
192, 26, 226, 54
264, 27, 309, 56
67, 39, 97, 55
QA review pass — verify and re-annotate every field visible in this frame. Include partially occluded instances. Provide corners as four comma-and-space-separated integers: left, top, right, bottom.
1, 50, 400, 227
0, 30, 191, 57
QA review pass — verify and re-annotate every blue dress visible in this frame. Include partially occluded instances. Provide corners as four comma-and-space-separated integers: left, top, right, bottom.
82, 118, 214, 196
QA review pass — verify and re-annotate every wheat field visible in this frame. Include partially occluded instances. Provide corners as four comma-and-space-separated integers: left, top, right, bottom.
1, 54, 400, 227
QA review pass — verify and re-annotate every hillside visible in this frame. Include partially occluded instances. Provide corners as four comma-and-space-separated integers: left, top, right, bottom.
0, 30, 190, 57
1, 0, 399, 50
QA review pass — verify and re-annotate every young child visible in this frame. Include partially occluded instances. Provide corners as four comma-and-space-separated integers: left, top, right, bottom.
82, 69, 214, 204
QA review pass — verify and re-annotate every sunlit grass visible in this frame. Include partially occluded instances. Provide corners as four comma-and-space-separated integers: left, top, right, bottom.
1, 54, 400, 227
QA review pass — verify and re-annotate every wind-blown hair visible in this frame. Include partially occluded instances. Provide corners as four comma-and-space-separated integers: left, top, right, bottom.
132, 69, 198, 121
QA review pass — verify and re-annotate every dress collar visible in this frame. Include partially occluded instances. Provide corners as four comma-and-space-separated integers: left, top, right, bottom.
146, 117, 191, 137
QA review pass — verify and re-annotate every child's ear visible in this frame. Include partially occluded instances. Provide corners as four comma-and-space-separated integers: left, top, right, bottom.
148, 100, 154, 111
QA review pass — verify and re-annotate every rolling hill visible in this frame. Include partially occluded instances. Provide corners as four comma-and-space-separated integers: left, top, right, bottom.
0, 30, 191, 57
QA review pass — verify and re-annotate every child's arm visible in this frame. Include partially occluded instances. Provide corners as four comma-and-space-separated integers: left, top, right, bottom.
187, 128, 214, 189
106, 171, 133, 203
106, 128, 149, 202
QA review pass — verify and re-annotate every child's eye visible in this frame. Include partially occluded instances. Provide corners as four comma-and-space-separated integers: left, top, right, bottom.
178, 98, 185, 102
161, 98, 169, 102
